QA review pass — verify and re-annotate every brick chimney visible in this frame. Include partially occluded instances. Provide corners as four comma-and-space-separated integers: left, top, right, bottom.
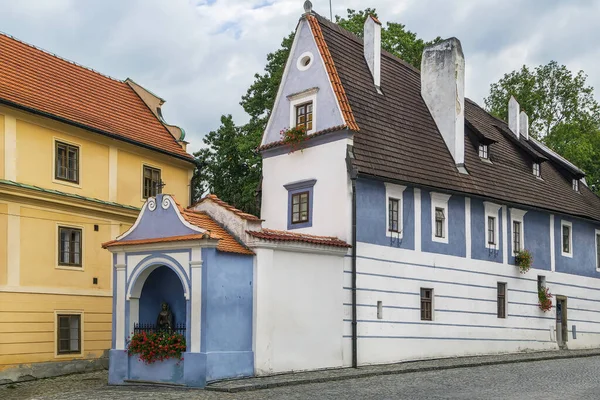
421, 38, 466, 172
364, 15, 381, 91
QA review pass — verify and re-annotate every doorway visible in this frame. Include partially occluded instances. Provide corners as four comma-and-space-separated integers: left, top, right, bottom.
555, 296, 567, 349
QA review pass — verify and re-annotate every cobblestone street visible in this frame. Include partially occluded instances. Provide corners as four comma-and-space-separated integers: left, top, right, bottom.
3, 356, 600, 400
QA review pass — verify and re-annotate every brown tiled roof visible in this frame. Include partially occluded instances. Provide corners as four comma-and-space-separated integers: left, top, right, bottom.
313, 14, 600, 222
0, 33, 193, 161
193, 194, 261, 221
246, 228, 351, 248
258, 125, 347, 151
102, 234, 210, 248
306, 15, 359, 132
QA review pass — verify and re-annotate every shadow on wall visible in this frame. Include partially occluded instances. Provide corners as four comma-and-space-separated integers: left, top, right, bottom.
139, 265, 186, 326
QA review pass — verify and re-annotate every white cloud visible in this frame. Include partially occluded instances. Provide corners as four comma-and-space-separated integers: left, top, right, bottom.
0, 0, 599, 153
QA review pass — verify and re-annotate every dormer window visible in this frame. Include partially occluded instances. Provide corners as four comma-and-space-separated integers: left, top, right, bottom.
533, 162, 541, 178
573, 179, 579, 192
295, 102, 313, 132
478, 144, 489, 159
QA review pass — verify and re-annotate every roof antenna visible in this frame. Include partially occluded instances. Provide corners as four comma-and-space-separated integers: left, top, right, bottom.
303, 0, 312, 14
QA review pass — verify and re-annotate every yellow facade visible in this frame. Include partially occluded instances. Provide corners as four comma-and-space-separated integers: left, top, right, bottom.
0, 104, 194, 379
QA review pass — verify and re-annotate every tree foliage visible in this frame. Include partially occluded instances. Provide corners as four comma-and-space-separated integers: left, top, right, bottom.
484, 61, 600, 192
336, 8, 441, 70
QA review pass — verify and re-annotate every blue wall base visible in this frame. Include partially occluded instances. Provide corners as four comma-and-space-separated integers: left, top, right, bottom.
108, 349, 128, 385
205, 350, 254, 382
183, 352, 207, 387
128, 355, 184, 384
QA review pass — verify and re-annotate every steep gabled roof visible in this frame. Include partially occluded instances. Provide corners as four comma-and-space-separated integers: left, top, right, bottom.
193, 194, 261, 221
311, 14, 600, 221
0, 32, 193, 162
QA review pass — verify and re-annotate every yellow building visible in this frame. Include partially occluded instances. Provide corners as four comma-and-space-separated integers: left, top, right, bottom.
0, 33, 195, 382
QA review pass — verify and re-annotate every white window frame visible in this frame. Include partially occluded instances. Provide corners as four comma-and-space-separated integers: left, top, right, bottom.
533, 162, 541, 178
385, 183, 406, 238
573, 179, 580, 192
478, 144, 488, 159
484, 202, 501, 249
595, 229, 600, 271
431, 192, 451, 244
560, 220, 573, 258
509, 208, 527, 255
288, 89, 318, 135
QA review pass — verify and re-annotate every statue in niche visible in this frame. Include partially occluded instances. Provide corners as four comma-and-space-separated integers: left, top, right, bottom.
156, 302, 174, 331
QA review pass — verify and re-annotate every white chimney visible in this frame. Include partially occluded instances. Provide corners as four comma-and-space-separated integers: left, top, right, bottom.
421, 38, 465, 171
520, 111, 529, 140
508, 96, 520, 138
364, 15, 381, 90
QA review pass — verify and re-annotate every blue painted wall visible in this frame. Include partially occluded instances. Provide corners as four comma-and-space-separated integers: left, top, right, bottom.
555, 216, 600, 278
200, 248, 254, 381
471, 199, 503, 263
139, 266, 187, 327
507, 209, 551, 270
421, 191, 466, 257
125, 195, 197, 241
356, 178, 414, 250
263, 19, 344, 145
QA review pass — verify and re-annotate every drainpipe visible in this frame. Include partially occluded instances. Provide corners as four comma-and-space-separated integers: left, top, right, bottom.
350, 166, 358, 368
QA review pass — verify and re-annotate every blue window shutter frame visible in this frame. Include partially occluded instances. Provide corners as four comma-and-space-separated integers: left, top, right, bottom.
284, 179, 317, 230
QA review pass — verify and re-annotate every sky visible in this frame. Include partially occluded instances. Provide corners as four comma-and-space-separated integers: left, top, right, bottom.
1, 0, 599, 153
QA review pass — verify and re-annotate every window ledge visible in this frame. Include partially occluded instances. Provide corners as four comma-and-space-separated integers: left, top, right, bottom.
52, 178, 82, 189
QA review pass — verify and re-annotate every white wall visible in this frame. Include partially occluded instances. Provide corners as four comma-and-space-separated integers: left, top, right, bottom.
343, 241, 600, 366
260, 138, 352, 242
253, 247, 345, 375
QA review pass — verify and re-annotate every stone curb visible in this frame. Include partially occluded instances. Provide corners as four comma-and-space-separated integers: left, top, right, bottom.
205, 350, 600, 393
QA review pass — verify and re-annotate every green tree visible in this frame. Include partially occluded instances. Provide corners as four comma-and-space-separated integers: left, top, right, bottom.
336, 8, 441, 69
484, 61, 600, 192
194, 9, 441, 213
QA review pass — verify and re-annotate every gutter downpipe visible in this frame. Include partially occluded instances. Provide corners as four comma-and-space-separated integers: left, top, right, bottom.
350, 166, 358, 369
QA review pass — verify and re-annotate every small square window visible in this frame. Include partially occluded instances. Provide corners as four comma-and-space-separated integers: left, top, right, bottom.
420, 288, 433, 321
388, 198, 400, 232
478, 144, 488, 159
533, 163, 541, 177
497, 282, 506, 318
58, 227, 82, 267
295, 101, 313, 132
435, 207, 445, 238
57, 314, 81, 354
488, 216, 496, 245
513, 221, 522, 253
55, 142, 79, 183
143, 166, 161, 199
291, 191, 309, 224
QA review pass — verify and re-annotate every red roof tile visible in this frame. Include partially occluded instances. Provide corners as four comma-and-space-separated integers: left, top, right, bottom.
193, 194, 261, 221
0, 33, 193, 161
246, 228, 351, 248
102, 234, 209, 248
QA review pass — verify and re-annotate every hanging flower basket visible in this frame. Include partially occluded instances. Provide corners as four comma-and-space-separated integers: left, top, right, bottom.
127, 330, 186, 364
280, 126, 308, 153
514, 249, 532, 274
538, 287, 553, 312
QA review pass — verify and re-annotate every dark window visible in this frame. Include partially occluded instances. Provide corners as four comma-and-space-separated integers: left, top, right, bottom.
513, 221, 521, 253
478, 144, 488, 159
295, 102, 313, 131
488, 216, 496, 245
562, 224, 571, 254
291, 191, 309, 224
537, 275, 546, 292
533, 163, 540, 177
143, 166, 161, 199
58, 227, 82, 266
55, 142, 79, 183
388, 198, 400, 232
497, 282, 506, 318
420, 288, 432, 321
57, 314, 81, 354
435, 207, 445, 238
597, 234, 600, 269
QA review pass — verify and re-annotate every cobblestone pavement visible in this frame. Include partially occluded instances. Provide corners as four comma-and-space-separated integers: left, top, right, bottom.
3, 356, 600, 400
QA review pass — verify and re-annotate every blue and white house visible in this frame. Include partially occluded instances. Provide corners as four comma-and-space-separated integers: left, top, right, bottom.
105, 4, 600, 388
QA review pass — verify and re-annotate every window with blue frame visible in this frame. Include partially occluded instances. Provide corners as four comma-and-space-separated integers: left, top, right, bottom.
284, 179, 316, 230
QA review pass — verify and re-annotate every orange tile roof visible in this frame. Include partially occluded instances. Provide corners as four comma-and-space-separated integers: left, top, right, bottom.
306, 15, 359, 132
193, 194, 261, 221
258, 125, 347, 152
0, 33, 193, 161
246, 228, 351, 248
102, 234, 209, 248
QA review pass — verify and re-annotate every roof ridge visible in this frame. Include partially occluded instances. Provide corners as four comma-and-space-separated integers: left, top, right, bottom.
0, 30, 123, 83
